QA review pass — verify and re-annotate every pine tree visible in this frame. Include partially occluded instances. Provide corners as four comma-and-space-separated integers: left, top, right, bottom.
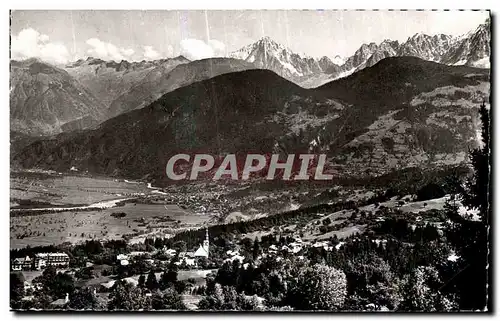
68, 287, 105, 310
444, 101, 490, 310
138, 274, 146, 288
252, 238, 261, 260
145, 270, 158, 290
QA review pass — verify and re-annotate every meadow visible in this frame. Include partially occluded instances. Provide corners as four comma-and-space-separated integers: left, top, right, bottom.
10, 203, 210, 249
10, 172, 211, 249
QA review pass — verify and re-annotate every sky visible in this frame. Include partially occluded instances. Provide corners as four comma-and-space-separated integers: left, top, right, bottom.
10, 10, 490, 64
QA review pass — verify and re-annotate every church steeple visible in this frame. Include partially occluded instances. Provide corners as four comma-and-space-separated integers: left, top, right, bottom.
194, 226, 210, 258
203, 227, 209, 254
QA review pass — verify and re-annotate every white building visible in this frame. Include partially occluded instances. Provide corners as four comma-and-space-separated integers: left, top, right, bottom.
225, 254, 245, 264
12, 256, 32, 271
34, 253, 69, 270
116, 254, 128, 261
194, 228, 210, 258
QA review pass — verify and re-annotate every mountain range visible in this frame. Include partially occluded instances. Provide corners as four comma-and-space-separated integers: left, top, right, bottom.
13, 57, 490, 184
10, 59, 105, 136
277, 17, 490, 88
10, 18, 490, 178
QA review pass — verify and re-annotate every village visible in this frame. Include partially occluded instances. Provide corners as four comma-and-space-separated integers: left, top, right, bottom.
11, 217, 374, 310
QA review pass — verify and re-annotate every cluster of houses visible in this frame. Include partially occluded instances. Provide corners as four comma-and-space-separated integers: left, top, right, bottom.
11, 252, 70, 271
116, 228, 211, 268
265, 237, 345, 256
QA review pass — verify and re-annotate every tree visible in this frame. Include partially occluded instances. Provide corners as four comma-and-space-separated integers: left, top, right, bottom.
151, 288, 186, 310
75, 267, 95, 280
416, 183, 445, 201
198, 283, 225, 310
145, 270, 158, 290
159, 268, 178, 290
36, 271, 75, 300
10, 272, 25, 309
398, 266, 457, 312
138, 274, 146, 288
215, 261, 236, 287
36, 266, 56, 286
221, 286, 239, 310
264, 271, 287, 307
444, 102, 490, 310
252, 238, 261, 260
344, 254, 400, 311
198, 284, 259, 311
108, 280, 152, 310
172, 240, 187, 253
198, 256, 209, 269
21, 290, 52, 310
286, 264, 347, 310
68, 287, 105, 310
237, 293, 260, 311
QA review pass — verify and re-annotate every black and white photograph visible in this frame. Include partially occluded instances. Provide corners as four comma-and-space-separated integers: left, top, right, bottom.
8, 9, 491, 312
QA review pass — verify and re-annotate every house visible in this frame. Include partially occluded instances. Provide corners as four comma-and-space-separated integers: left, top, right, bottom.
129, 251, 148, 258
225, 254, 245, 264
312, 241, 327, 248
174, 257, 196, 267
313, 241, 334, 251
116, 254, 128, 261
12, 256, 32, 271
226, 250, 239, 256
288, 242, 303, 254
194, 228, 210, 258
163, 248, 177, 256
34, 255, 47, 270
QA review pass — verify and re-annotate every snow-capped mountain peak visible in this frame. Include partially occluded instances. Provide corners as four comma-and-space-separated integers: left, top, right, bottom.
229, 36, 326, 79
442, 18, 490, 68
331, 55, 346, 66
228, 18, 489, 88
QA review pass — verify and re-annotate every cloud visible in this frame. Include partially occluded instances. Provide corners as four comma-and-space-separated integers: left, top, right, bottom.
143, 45, 160, 60
11, 28, 70, 64
180, 39, 226, 60
121, 48, 135, 57
85, 38, 134, 62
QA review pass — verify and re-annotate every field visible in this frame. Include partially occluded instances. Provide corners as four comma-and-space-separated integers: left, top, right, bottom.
11, 171, 151, 206
10, 171, 211, 249
10, 203, 210, 249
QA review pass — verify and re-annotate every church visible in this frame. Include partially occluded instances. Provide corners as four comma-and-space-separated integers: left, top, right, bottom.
194, 227, 209, 258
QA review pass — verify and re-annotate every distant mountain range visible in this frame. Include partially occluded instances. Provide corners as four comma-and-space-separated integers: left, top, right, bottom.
9, 18, 490, 148
10, 56, 256, 136
229, 18, 490, 88
65, 56, 190, 110
14, 57, 490, 184
105, 58, 256, 119
10, 58, 105, 136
